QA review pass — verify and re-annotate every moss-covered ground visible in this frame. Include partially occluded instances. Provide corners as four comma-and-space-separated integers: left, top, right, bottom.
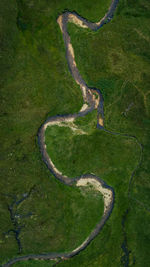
0, 0, 150, 266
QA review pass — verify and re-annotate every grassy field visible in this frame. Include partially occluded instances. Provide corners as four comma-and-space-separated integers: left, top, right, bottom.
0, 0, 150, 266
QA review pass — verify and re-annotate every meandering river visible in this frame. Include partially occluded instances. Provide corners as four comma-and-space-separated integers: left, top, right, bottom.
2, 1, 143, 266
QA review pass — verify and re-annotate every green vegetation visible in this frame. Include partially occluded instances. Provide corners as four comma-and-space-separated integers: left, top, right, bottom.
45, 117, 140, 180
12, 260, 56, 267
0, 0, 150, 266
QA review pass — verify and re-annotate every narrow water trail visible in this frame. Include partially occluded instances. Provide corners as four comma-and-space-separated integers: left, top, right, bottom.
1, 0, 143, 266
